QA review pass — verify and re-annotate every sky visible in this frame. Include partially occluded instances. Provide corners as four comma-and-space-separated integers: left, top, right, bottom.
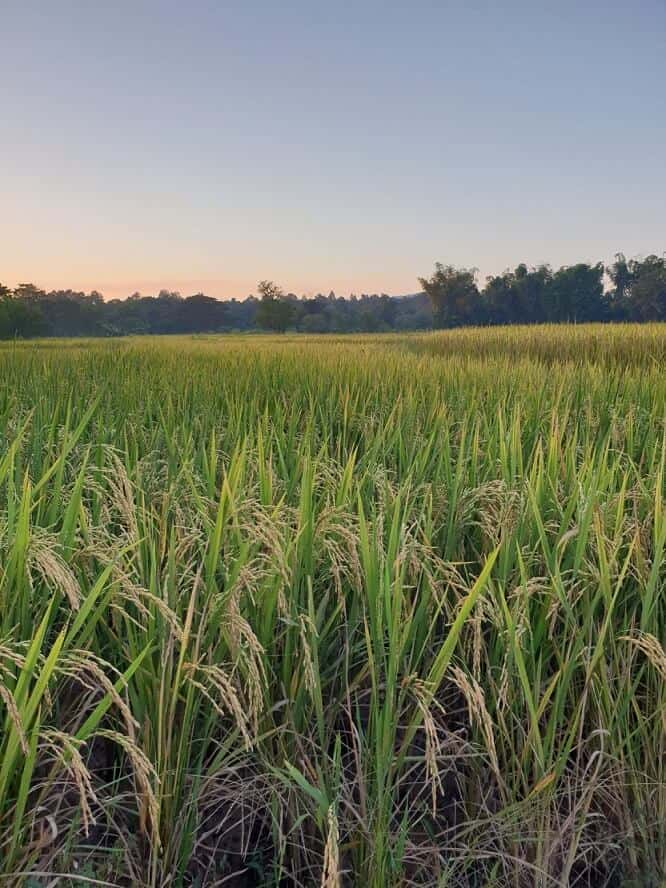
1, 0, 664, 300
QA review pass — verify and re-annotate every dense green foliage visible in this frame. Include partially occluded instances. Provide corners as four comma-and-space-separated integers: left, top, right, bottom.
0, 327, 664, 886
420, 254, 666, 328
2, 252, 665, 339
0, 283, 430, 338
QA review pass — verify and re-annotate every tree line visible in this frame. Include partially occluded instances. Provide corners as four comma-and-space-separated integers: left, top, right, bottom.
0, 282, 430, 338
420, 254, 666, 327
0, 253, 664, 339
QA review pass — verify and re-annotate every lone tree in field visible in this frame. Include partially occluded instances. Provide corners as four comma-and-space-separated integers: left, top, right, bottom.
255, 280, 295, 332
419, 263, 480, 327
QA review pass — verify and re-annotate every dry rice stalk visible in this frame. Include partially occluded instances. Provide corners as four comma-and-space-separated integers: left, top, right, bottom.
620, 632, 666, 680
320, 803, 340, 888
29, 536, 81, 611
114, 581, 183, 642
106, 454, 140, 540
0, 682, 28, 754
96, 728, 161, 847
183, 661, 252, 748
41, 729, 99, 837
404, 674, 445, 814
450, 666, 501, 786
298, 613, 317, 697
222, 592, 266, 729
59, 649, 138, 735
0, 638, 28, 672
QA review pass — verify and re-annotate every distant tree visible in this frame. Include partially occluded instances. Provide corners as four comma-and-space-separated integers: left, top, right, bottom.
301, 313, 330, 333
359, 308, 376, 332
482, 271, 519, 325
0, 291, 45, 338
513, 263, 552, 323
14, 282, 46, 301
158, 289, 182, 300
419, 263, 480, 327
379, 294, 398, 328
548, 263, 607, 322
607, 254, 666, 321
255, 280, 295, 332
608, 254, 633, 307
179, 293, 226, 332
393, 292, 432, 330
628, 255, 666, 321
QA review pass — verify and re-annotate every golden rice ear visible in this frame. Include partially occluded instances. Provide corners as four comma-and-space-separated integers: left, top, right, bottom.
40, 729, 100, 838
403, 674, 445, 815
96, 729, 161, 849
29, 534, 81, 611
620, 632, 666, 680
58, 649, 138, 735
321, 803, 340, 888
182, 661, 253, 749
0, 684, 28, 754
298, 612, 318, 697
450, 666, 501, 787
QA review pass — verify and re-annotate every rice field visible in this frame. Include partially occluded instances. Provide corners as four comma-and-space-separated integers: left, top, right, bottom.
0, 326, 664, 887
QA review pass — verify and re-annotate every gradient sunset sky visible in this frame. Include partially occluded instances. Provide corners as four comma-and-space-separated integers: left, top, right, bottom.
2, 1, 664, 300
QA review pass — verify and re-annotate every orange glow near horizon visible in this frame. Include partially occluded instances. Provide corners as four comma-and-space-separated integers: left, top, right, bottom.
0, 270, 425, 301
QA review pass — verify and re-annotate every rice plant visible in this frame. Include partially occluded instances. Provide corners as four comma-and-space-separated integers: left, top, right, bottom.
0, 326, 663, 886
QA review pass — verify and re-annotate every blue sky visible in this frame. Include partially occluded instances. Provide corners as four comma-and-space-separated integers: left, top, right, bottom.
1, 0, 664, 299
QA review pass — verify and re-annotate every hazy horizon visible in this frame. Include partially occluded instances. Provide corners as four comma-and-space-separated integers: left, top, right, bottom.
0, 252, 654, 303
2, 1, 664, 300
